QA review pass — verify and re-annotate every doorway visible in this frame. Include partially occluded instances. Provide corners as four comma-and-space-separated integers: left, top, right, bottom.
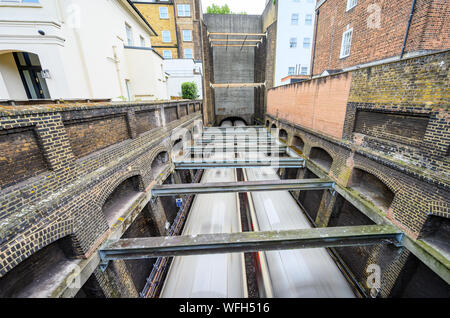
13, 52, 50, 99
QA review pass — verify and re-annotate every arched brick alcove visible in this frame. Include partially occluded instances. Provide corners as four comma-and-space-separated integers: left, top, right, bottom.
309, 147, 333, 172
349, 168, 395, 213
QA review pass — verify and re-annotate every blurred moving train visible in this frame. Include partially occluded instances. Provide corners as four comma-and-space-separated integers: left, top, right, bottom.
160, 119, 355, 298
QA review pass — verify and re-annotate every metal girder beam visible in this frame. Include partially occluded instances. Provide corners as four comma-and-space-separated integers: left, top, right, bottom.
210, 83, 266, 88
189, 145, 285, 151
99, 225, 404, 261
204, 126, 264, 130
202, 128, 268, 133
175, 158, 305, 169
210, 38, 262, 42
192, 143, 279, 148
212, 44, 258, 47
195, 140, 275, 145
152, 178, 332, 196
208, 32, 266, 36
175, 161, 305, 169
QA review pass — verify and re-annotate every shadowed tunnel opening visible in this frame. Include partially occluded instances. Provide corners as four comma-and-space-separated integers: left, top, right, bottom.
102, 175, 143, 227
309, 147, 333, 173
349, 168, 394, 214
219, 117, 248, 127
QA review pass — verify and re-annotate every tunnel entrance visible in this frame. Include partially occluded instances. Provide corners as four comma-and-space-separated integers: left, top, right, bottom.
349, 168, 394, 213
218, 117, 248, 127
102, 176, 143, 227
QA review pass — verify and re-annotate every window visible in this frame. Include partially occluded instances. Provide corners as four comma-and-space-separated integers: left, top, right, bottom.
340, 28, 353, 58
305, 14, 313, 25
162, 30, 171, 43
159, 7, 169, 19
140, 36, 146, 47
163, 50, 172, 59
288, 67, 295, 75
291, 14, 299, 25
177, 4, 190, 17
346, 0, 357, 11
182, 30, 192, 42
184, 48, 193, 59
125, 23, 133, 46
301, 67, 308, 75
289, 37, 297, 48
303, 37, 311, 48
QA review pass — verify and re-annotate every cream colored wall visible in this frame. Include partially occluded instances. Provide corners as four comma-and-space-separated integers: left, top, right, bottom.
0, 0, 167, 101
124, 47, 168, 100
0, 53, 27, 99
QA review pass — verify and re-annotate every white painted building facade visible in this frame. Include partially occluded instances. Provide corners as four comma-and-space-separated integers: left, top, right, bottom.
273, 0, 316, 87
163, 58, 203, 99
0, 0, 169, 102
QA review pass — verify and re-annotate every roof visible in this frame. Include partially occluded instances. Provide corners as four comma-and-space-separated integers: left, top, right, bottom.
315, 0, 328, 10
281, 75, 310, 82
124, 0, 158, 36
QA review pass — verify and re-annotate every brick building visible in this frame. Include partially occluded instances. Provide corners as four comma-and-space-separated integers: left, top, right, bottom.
265, 50, 449, 297
133, 0, 203, 60
311, 0, 450, 75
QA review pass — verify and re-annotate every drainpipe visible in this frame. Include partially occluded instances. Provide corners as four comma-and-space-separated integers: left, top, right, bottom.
400, 0, 416, 59
112, 46, 125, 99
310, 9, 319, 78
172, 4, 181, 58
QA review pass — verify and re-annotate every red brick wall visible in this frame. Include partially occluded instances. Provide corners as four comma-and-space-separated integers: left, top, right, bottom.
267, 72, 352, 139
312, 0, 450, 75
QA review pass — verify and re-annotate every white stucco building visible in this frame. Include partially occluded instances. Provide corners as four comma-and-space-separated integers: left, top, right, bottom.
0, 0, 169, 102
267, 0, 316, 87
163, 58, 203, 100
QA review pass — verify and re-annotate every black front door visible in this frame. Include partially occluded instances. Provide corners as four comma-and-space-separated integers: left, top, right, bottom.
13, 52, 50, 99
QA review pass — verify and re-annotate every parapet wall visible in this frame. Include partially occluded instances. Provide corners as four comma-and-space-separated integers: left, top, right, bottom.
0, 100, 202, 280
266, 50, 449, 244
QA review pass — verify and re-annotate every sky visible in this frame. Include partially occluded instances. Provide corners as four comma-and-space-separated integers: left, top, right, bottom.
201, 0, 267, 15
